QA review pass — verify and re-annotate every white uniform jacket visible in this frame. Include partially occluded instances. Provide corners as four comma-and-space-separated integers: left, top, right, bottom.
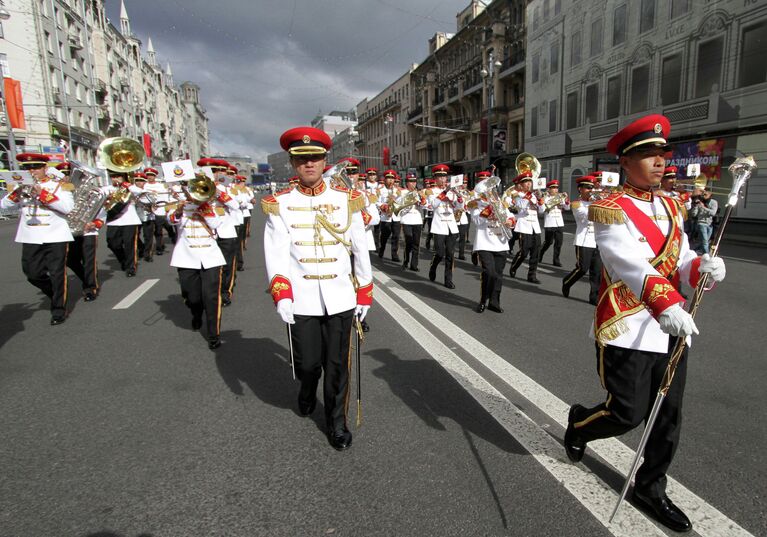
470, 199, 509, 252
541, 194, 569, 228
361, 191, 380, 251
590, 184, 701, 353
1, 180, 75, 244
169, 202, 226, 269
104, 184, 144, 226
214, 184, 239, 239
429, 188, 461, 235
227, 185, 245, 225
242, 185, 254, 216
570, 199, 596, 248
83, 207, 107, 237
262, 182, 374, 316
397, 189, 424, 225
377, 186, 402, 223
144, 181, 169, 217
511, 193, 542, 234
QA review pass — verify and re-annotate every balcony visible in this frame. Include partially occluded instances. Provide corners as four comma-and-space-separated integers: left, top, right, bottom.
448, 86, 459, 100
407, 106, 423, 122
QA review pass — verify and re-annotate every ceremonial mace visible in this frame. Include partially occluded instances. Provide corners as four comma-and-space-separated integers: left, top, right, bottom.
610, 156, 757, 523
355, 315, 365, 427
286, 324, 296, 380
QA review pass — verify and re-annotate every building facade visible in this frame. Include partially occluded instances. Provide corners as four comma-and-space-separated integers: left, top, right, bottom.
525, 0, 767, 220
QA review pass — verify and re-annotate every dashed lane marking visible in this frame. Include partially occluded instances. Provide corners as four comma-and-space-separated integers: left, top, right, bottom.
112, 279, 160, 310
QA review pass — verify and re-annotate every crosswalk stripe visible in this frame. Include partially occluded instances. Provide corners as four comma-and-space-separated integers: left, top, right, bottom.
112, 279, 159, 310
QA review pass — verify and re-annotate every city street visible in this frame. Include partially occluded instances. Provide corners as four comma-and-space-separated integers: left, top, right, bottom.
0, 209, 765, 537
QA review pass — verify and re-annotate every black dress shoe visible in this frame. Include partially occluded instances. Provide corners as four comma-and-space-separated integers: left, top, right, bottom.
509, 269, 516, 278
156, 250, 164, 256
488, 304, 504, 313
632, 490, 692, 533
360, 320, 370, 333
328, 429, 353, 451
222, 297, 232, 307
298, 398, 316, 416
392, 256, 401, 263
208, 337, 221, 350
475, 303, 486, 313
444, 282, 456, 289
410, 266, 419, 272
458, 255, 466, 260
144, 256, 153, 262
589, 298, 598, 306
471, 252, 479, 266
562, 283, 570, 298
126, 269, 136, 277
50, 315, 66, 326
553, 261, 562, 267
377, 251, 384, 259
83, 292, 97, 302
237, 266, 244, 272
564, 404, 587, 462
192, 316, 203, 330
527, 277, 542, 284
428, 269, 436, 282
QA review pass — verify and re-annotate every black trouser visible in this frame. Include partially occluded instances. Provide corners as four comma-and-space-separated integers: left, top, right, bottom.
66, 234, 99, 294
217, 237, 238, 300
106, 225, 139, 273
378, 221, 401, 259
22, 242, 69, 317
141, 219, 156, 259
562, 246, 603, 303
155, 215, 176, 252
402, 223, 422, 269
539, 227, 563, 264
244, 215, 251, 239
429, 232, 457, 285
477, 250, 506, 308
457, 222, 469, 258
424, 217, 433, 249
178, 266, 222, 341
508, 230, 519, 253
373, 224, 381, 251
292, 308, 354, 435
235, 224, 246, 270
510, 232, 540, 279
572, 341, 687, 499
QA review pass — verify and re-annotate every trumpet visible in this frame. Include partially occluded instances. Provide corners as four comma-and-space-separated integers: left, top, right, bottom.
474, 176, 515, 241
544, 192, 569, 210
393, 190, 421, 216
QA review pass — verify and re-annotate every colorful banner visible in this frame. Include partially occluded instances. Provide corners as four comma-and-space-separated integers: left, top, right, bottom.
667, 139, 725, 182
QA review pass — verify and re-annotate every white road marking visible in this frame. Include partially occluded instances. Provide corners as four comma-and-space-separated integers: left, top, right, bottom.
112, 279, 160, 310
374, 269, 755, 537
374, 280, 666, 537
720, 255, 760, 264
536, 267, 554, 274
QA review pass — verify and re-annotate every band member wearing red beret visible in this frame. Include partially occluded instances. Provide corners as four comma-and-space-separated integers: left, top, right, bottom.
427, 164, 462, 288
561, 176, 602, 304
508, 172, 543, 283
263, 126, 373, 450
377, 169, 402, 262
564, 114, 727, 533
538, 179, 569, 266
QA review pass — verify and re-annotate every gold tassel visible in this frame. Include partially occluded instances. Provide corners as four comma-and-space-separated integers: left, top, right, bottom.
261, 197, 280, 215
588, 204, 625, 225
596, 319, 628, 343
348, 192, 366, 213
570, 200, 581, 210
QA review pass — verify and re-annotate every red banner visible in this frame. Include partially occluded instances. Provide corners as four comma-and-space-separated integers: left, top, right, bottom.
383, 146, 390, 166
4, 78, 26, 130
143, 133, 152, 158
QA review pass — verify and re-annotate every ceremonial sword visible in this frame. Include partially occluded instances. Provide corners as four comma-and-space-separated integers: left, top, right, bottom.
287, 323, 295, 380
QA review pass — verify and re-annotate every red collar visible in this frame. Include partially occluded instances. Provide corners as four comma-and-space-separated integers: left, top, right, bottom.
296, 181, 326, 196
623, 181, 653, 202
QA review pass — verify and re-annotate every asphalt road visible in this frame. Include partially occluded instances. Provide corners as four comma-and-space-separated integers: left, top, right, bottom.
0, 208, 764, 537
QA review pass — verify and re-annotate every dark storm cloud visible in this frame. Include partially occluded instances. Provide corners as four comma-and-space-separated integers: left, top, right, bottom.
108, 0, 471, 160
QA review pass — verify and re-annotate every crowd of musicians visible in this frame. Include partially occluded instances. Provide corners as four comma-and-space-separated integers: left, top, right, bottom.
1, 114, 734, 533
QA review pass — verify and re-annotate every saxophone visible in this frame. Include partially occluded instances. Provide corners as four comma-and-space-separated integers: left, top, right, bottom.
66, 163, 108, 236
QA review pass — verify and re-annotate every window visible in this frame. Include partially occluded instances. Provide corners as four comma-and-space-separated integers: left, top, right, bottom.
59, 41, 67, 62
549, 100, 557, 132
606, 75, 622, 119
532, 52, 540, 82
630, 64, 650, 113
739, 21, 767, 88
670, 0, 689, 19
591, 19, 603, 57
571, 31, 582, 66
550, 42, 559, 74
543, 0, 550, 20
613, 5, 627, 46
531, 106, 538, 137
696, 37, 724, 97
661, 54, 682, 104
640, 0, 655, 34
566, 91, 579, 129
585, 84, 599, 123
555, 0, 561, 16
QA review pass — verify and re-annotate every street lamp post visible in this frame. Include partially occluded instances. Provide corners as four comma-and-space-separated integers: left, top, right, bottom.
480, 52, 502, 171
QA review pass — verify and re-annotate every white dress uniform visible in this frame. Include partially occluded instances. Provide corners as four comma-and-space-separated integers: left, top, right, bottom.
572, 199, 596, 248
512, 194, 542, 234
376, 184, 402, 260
539, 192, 570, 265
215, 183, 240, 302
508, 191, 543, 281
104, 182, 144, 274
398, 187, 424, 270
427, 188, 463, 286
362, 190, 380, 251
562, 198, 602, 304
471, 198, 510, 310
428, 188, 460, 235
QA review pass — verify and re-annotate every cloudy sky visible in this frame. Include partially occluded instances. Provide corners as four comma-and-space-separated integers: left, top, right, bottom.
106, 0, 473, 162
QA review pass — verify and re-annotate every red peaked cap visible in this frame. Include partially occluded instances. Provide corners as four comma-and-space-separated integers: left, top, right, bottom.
546, 179, 559, 188
17, 153, 50, 166
365, 168, 378, 175
55, 161, 72, 172
432, 164, 449, 175
607, 114, 671, 156
663, 166, 678, 178
476, 171, 492, 179
339, 157, 360, 170
384, 169, 397, 178
577, 175, 595, 187
197, 157, 229, 170
280, 126, 332, 155
144, 167, 159, 176
513, 171, 533, 184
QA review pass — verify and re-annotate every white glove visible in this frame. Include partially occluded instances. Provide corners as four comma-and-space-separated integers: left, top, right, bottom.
699, 254, 726, 283
276, 298, 294, 324
658, 304, 699, 338
355, 305, 370, 322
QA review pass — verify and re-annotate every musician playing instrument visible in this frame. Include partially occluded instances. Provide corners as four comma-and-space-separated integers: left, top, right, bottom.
422, 177, 436, 250
398, 172, 425, 271
263, 126, 373, 451
169, 183, 226, 350
538, 179, 569, 266
365, 168, 382, 252
377, 169, 402, 262
456, 176, 471, 260
427, 164, 462, 289
143, 167, 176, 257
561, 176, 603, 305
469, 176, 515, 313
355, 166, 379, 334
564, 115, 726, 533
105, 171, 144, 277
507, 172, 543, 283
226, 166, 247, 272
0, 153, 74, 325
132, 173, 153, 261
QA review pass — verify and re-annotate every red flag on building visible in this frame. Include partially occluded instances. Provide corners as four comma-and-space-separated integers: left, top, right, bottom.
4, 78, 26, 130
383, 146, 390, 166
142, 133, 152, 158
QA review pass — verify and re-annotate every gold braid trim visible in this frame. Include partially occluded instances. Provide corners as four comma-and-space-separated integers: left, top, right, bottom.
595, 318, 629, 344
261, 196, 280, 216
348, 191, 366, 213
588, 198, 625, 225
60, 182, 76, 192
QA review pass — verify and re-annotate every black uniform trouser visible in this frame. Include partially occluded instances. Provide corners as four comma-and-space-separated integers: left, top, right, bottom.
217, 237, 238, 300
66, 235, 99, 294
178, 266, 222, 341
562, 246, 603, 303
429, 232, 457, 285
508, 230, 519, 253
402, 224, 422, 269
510, 232, 540, 279
244, 215, 251, 239
141, 220, 156, 258
457, 222, 469, 257
292, 308, 354, 435
378, 221, 401, 259
235, 225, 246, 270
539, 227, 564, 264
106, 225, 139, 272
22, 242, 69, 317
424, 217, 433, 248
573, 341, 688, 499
373, 224, 381, 251
477, 250, 506, 307
155, 215, 176, 252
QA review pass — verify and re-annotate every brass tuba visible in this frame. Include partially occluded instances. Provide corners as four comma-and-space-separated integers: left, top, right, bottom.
66, 161, 109, 235
100, 137, 146, 212
184, 173, 217, 203
515, 152, 541, 180
474, 176, 514, 240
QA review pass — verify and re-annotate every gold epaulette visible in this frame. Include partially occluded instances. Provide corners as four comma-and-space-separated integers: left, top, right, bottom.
60, 182, 76, 192
466, 199, 479, 210
261, 194, 280, 216
366, 192, 378, 204
588, 194, 625, 225
331, 183, 350, 193
570, 200, 582, 210
214, 206, 226, 216
164, 202, 178, 213
348, 189, 365, 213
